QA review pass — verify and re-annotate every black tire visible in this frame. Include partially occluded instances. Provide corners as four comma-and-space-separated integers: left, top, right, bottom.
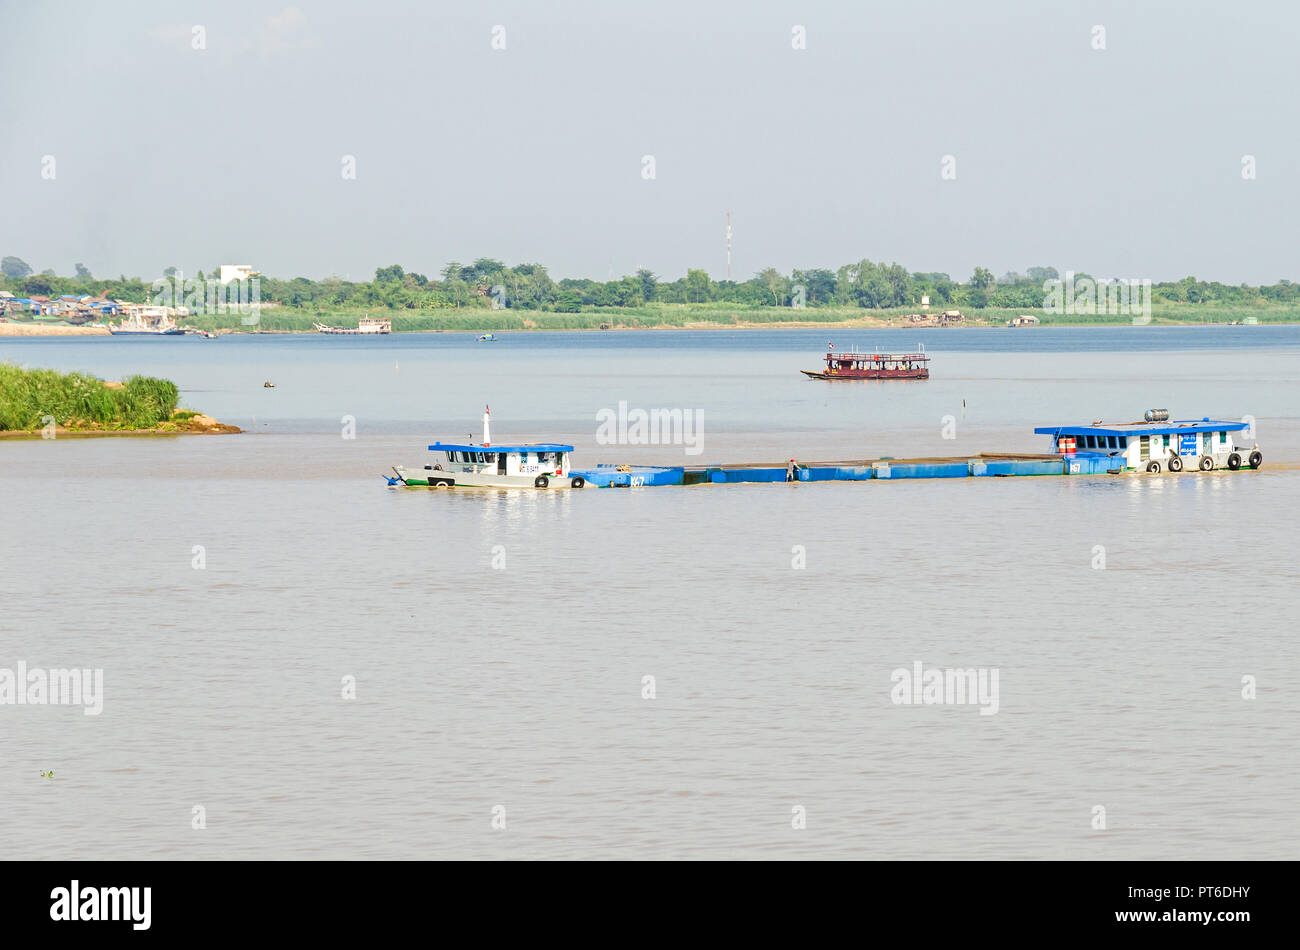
534, 475, 549, 489
1198, 456, 1214, 471
570, 476, 585, 489
1227, 453, 1242, 470
1146, 461, 1161, 473
1168, 456, 1183, 473
432, 478, 454, 488
1249, 451, 1262, 469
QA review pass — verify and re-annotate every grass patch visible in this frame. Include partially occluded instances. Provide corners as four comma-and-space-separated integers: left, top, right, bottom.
0, 363, 180, 431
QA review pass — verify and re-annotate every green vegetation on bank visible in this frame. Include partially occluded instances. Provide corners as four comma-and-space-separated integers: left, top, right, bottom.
6, 256, 1300, 311
176, 301, 1300, 332
0, 364, 179, 431
5, 255, 1300, 329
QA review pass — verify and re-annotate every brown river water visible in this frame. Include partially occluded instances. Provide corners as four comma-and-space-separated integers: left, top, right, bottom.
2, 327, 1297, 858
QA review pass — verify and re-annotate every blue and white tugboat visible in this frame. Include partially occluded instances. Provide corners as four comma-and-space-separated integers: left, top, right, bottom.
1035, 410, 1262, 473
387, 406, 586, 489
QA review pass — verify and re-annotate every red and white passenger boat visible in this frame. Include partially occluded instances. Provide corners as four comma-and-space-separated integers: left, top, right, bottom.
801, 344, 930, 380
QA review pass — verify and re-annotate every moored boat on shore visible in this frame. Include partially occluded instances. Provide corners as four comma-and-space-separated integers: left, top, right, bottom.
315, 317, 391, 334
108, 313, 184, 335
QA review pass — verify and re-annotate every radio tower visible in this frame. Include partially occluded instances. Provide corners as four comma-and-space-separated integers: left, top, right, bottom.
726, 211, 732, 281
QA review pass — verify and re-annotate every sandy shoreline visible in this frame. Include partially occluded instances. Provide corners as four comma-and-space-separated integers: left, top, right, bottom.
0, 323, 111, 336
0, 426, 241, 439
0, 413, 241, 438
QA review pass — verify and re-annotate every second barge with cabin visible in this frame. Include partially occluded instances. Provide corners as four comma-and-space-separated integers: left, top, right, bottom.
574, 413, 1262, 487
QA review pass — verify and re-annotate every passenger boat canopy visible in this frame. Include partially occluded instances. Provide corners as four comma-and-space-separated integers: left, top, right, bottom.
802, 345, 930, 380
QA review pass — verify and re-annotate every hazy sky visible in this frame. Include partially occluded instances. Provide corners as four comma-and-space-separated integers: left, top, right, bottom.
3, 0, 1297, 284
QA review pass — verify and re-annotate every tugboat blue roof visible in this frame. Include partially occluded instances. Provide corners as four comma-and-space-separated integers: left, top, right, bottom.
428, 441, 574, 452
1034, 418, 1249, 437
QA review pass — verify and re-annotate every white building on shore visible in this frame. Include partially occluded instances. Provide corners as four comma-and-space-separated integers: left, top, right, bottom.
219, 265, 256, 284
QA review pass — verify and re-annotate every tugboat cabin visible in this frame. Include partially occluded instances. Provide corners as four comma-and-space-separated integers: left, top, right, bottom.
427, 442, 574, 478
1033, 415, 1259, 473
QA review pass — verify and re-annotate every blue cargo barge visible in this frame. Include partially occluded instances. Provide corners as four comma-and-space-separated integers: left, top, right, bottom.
569, 414, 1261, 487
570, 452, 1121, 488
387, 411, 1261, 490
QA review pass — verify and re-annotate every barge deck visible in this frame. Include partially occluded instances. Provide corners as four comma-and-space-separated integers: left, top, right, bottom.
568, 415, 1260, 488
571, 452, 1127, 488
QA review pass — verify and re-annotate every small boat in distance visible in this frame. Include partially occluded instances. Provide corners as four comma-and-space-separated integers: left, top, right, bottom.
108, 313, 184, 336
475, 333, 496, 342
802, 344, 929, 380
386, 406, 586, 490
315, 317, 391, 334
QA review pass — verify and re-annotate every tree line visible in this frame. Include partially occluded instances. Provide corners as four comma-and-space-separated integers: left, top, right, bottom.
4, 254, 1299, 312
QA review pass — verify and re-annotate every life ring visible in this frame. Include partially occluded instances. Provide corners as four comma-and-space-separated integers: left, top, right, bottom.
534, 475, 549, 489
1146, 461, 1161, 473
1168, 455, 1183, 473
1198, 456, 1214, 471
1249, 450, 1262, 469
1227, 453, 1242, 470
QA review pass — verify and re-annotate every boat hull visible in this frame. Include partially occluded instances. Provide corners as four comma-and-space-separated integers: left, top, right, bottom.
801, 369, 929, 380
108, 328, 185, 335
394, 467, 585, 489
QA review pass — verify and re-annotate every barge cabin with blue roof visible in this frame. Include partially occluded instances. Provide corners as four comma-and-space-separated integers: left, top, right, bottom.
1034, 410, 1261, 473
